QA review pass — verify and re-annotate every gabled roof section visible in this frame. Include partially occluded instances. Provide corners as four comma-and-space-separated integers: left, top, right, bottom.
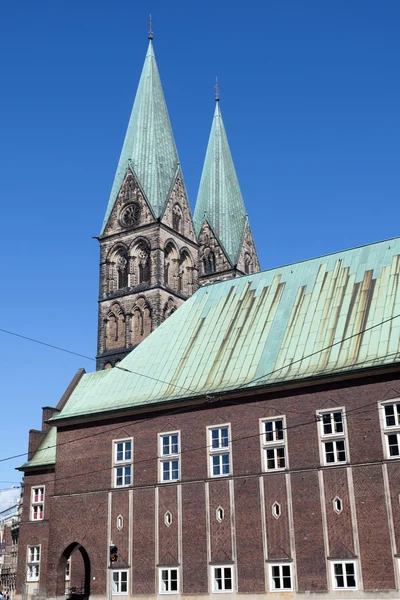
194, 101, 248, 265
53, 237, 400, 422
19, 427, 57, 469
101, 40, 180, 233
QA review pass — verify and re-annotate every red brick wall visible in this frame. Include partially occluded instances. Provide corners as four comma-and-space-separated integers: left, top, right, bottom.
234, 478, 264, 592
182, 483, 207, 593
18, 372, 400, 597
263, 473, 291, 559
353, 464, 395, 590
132, 488, 155, 594
291, 471, 327, 591
323, 467, 355, 558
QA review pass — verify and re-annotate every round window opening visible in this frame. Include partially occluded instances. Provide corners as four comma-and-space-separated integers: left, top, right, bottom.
120, 203, 141, 227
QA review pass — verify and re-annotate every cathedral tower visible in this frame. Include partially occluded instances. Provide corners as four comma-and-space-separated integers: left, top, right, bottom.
194, 97, 260, 285
96, 36, 198, 370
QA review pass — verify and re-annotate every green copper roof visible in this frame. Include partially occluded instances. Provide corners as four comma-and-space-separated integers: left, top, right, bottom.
101, 40, 180, 232
20, 427, 57, 469
54, 237, 400, 422
194, 102, 248, 265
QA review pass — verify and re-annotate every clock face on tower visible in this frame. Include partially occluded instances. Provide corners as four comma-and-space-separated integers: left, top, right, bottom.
120, 203, 141, 228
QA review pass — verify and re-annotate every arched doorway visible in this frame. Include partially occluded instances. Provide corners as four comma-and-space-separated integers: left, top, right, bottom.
57, 543, 90, 600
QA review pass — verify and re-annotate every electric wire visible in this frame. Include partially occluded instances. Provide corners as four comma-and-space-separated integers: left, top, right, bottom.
0, 311, 399, 474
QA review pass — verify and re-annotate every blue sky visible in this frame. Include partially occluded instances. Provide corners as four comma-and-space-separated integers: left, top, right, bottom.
0, 0, 399, 485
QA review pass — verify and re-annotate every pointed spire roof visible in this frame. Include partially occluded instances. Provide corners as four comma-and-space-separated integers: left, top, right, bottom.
101, 40, 180, 233
194, 101, 248, 265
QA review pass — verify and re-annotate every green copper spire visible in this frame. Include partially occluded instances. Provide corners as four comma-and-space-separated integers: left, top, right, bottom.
194, 100, 248, 265
101, 39, 180, 233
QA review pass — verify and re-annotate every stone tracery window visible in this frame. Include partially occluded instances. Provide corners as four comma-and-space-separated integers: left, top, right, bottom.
178, 249, 193, 295
116, 254, 129, 288
172, 204, 182, 233
164, 242, 179, 290
136, 243, 151, 284
203, 247, 216, 275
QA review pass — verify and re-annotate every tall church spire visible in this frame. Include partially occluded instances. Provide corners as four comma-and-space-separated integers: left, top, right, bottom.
96, 37, 198, 370
101, 38, 180, 233
194, 99, 259, 280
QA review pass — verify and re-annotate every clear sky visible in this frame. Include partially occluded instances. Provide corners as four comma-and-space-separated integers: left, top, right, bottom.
0, 0, 399, 485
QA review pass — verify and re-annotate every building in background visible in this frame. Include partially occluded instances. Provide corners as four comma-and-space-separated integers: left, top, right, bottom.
0, 487, 21, 598
15, 32, 400, 600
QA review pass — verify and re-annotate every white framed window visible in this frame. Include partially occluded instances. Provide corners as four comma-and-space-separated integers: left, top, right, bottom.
113, 438, 133, 488
208, 425, 231, 478
159, 432, 180, 483
159, 567, 179, 593
269, 563, 292, 591
112, 570, 128, 594
380, 400, 400, 459
27, 545, 40, 582
212, 565, 233, 592
317, 409, 348, 465
30, 487, 45, 521
261, 417, 287, 471
331, 560, 357, 590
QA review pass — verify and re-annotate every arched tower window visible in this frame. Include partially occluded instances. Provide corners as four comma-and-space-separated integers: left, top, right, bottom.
164, 242, 179, 290
133, 241, 151, 284
116, 254, 129, 288
203, 247, 216, 275
172, 204, 183, 233
178, 249, 193, 296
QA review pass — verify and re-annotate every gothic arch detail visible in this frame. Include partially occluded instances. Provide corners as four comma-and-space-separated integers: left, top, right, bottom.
163, 297, 177, 320
164, 241, 179, 291
130, 238, 151, 286
202, 247, 216, 275
130, 296, 152, 345
178, 248, 194, 296
106, 244, 129, 293
172, 203, 183, 234
104, 303, 126, 350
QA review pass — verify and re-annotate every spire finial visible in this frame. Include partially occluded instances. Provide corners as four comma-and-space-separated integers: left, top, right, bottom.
214, 77, 220, 102
148, 14, 154, 40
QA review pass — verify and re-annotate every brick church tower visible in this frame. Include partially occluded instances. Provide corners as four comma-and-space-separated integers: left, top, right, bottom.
96, 35, 259, 370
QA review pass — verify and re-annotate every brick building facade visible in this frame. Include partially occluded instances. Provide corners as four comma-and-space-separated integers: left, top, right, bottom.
16, 32, 400, 600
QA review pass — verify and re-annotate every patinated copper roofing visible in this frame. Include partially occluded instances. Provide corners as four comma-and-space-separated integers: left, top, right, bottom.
54, 237, 400, 421
194, 101, 248, 265
101, 40, 180, 233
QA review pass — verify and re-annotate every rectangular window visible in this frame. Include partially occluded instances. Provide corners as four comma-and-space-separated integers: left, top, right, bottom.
27, 546, 40, 582
112, 570, 128, 594
317, 409, 348, 465
28, 546, 40, 563
208, 425, 231, 478
381, 401, 400, 459
261, 417, 287, 471
113, 438, 133, 488
30, 487, 45, 521
159, 568, 179, 593
331, 561, 357, 590
159, 432, 180, 483
212, 566, 233, 592
269, 563, 292, 591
